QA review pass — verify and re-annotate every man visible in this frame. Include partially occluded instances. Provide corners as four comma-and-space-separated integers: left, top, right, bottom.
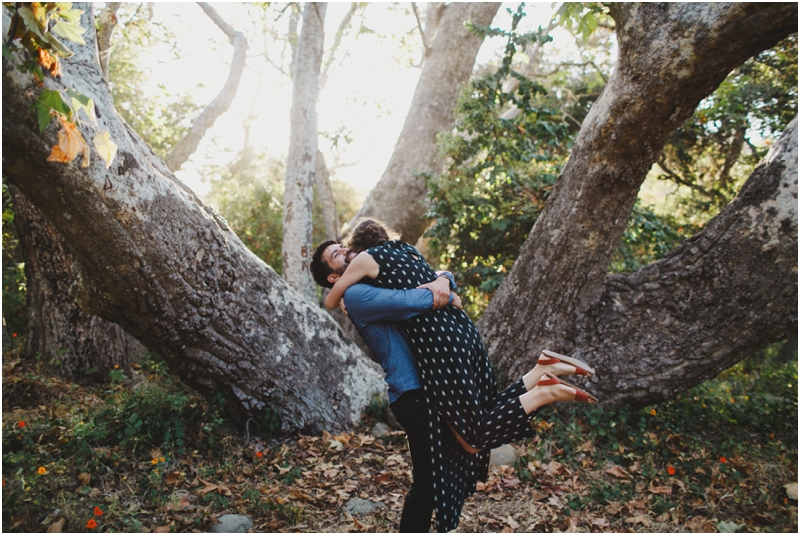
310, 240, 459, 533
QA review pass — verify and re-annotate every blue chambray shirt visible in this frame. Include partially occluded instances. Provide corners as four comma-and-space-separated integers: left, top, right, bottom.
343, 273, 456, 403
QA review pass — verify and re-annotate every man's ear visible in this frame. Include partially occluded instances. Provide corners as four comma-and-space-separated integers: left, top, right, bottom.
327, 273, 340, 285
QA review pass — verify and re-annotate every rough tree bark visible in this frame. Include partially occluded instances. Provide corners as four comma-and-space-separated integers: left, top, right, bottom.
2, 3, 384, 433
164, 3, 248, 172
10, 186, 146, 379
477, 3, 797, 406
282, 2, 327, 299
349, 2, 500, 243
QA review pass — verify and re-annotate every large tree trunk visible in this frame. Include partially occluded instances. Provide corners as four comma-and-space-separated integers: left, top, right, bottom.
2, 3, 384, 433
478, 3, 797, 405
10, 186, 147, 379
282, 2, 326, 299
6, 2, 142, 380
349, 2, 500, 243
164, 3, 248, 172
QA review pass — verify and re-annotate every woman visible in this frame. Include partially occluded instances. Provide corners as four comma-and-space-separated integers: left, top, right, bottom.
326, 218, 597, 532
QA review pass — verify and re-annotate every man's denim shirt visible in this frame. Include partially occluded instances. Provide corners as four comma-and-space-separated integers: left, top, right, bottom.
342, 272, 456, 403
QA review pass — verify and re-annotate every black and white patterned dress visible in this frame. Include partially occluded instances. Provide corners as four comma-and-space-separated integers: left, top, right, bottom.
366, 240, 536, 532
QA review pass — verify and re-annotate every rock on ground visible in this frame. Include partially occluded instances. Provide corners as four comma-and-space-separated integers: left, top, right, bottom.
370, 421, 391, 437
489, 444, 518, 466
344, 497, 385, 515
210, 514, 253, 533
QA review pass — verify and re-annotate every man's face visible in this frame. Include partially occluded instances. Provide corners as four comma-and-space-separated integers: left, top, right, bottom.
322, 244, 357, 284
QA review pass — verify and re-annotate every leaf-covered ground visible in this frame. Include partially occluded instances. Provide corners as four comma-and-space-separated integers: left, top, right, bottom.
2, 350, 797, 533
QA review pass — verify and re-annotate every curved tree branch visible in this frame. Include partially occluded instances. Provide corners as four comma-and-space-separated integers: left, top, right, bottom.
164, 3, 249, 172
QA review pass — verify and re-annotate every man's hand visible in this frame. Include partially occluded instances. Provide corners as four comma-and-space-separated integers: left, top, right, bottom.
451, 293, 462, 309
417, 276, 453, 310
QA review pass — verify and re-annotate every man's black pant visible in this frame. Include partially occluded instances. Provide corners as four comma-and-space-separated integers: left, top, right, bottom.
390, 389, 434, 533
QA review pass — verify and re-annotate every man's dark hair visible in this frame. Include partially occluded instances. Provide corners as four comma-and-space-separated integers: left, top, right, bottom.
310, 240, 338, 289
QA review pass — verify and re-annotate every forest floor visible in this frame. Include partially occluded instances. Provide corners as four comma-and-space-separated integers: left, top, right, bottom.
2, 348, 797, 533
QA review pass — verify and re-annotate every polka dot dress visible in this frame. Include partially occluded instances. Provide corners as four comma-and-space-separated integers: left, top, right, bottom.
366, 241, 537, 532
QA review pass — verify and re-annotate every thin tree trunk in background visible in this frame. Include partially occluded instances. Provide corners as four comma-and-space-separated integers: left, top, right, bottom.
164, 3, 248, 172
96, 2, 121, 78
316, 150, 340, 240
10, 186, 147, 379
282, 2, 327, 299
350, 2, 500, 244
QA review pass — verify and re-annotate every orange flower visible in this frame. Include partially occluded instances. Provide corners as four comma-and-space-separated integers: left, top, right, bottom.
151, 459, 159, 465
256, 451, 263, 458
37, 467, 47, 475
667, 465, 675, 475
12, 332, 17, 338
649, 409, 657, 416
160, 457, 165, 463
87, 519, 97, 529
94, 506, 103, 517
17, 420, 26, 428
719, 456, 728, 463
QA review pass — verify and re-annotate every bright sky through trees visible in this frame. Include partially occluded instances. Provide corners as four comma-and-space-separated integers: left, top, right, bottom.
138, 3, 570, 199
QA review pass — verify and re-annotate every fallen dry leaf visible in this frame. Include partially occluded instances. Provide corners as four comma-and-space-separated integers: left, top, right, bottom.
685, 516, 715, 532
605, 464, 629, 479
648, 485, 673, 495
46, 518, 65, 533
506, 515, 519, 529
625, 514, 651, 526
77, 472, 90, 485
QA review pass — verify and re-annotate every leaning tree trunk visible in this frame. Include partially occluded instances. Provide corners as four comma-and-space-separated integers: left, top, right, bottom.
10, 186, 147, 379
350, 2, 500, 243
477, 3, 797, 406
2, 3, 384, 433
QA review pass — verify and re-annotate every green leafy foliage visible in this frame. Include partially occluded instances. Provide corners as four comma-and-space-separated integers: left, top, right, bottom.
555, 2, 609, 41
1, 181, 27, 345
655, 35, 798, 222
423, 6, 572, 317
609, 201, 689, 273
